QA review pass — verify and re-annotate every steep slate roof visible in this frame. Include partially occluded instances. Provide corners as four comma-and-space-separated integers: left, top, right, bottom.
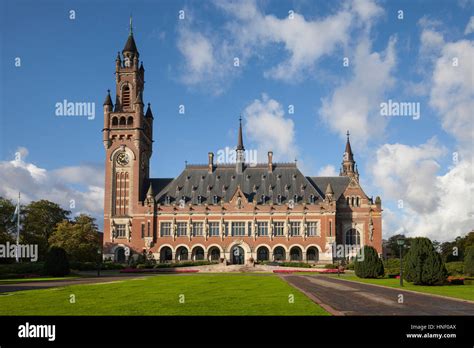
307, 176, 350, 201
123, 34, 138, 54
147, 178, 174, 197
154, 164, 326, 205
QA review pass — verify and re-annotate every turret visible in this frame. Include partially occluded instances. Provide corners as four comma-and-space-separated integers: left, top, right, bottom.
340, 130, 359, 181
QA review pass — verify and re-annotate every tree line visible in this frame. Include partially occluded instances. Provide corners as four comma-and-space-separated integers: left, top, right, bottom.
0, 197, 101, 263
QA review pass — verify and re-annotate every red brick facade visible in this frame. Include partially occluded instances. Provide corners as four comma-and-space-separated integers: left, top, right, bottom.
102, 30, 382, 265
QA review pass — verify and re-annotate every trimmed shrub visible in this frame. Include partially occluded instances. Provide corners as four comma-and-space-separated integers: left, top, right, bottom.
403, 237, 447, 285
445, 261, 464, 276
384, 258, 400, 269
465, 246, 474, 276
0, 262, 45, 278
354, 246, 384, 278
324, 263, 338, 269
279, 262, 312, 268
44, 247, 70, 277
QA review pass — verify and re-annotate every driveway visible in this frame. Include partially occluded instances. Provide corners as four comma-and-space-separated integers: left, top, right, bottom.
282, 275, 474, 315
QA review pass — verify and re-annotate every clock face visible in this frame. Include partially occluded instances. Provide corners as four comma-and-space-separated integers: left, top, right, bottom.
116, 152, 129, 166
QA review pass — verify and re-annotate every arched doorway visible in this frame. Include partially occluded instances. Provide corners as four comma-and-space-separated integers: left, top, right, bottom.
192, 246, 205, 261
256, 246, 269, 261
231, 246, 245, 264
176, 246, 188, 261
115, 247, 126, 263
290, 246, 302, 261
306, 247, 319, 262
273, 247, 286, 261
160, 247, 172, 263
208, 247, 220, 261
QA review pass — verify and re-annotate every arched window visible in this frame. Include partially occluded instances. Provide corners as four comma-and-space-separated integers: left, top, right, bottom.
122, 85, 131, 109
346, 197, 350, 205
345, 229, 360, 245
112, 117, 118, 126
290, 247, 302, 261
257, 247, 269, 261
127, 116, 133, 126
209, 247, 220, 261
193, 247, 205, 261
306, 247, 319, 262
273, 247, 286, 261
119, 116, 126, 125
160, 247, 172, 263
356, 197, 360, 207
351, 196, 355, 206
176, 247, 188, 261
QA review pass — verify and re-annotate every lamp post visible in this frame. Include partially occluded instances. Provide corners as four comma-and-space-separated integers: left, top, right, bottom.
97, 248, 102, 277
397, 238, 405, 287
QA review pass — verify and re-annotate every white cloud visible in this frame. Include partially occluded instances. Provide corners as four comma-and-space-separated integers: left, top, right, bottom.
177, 0, 384, 90
429, 39, 474, 147
464, 16, 474, 34
317, 165, 339, 177
319, 36, 397, 146
177, 30, 215, 85
243, 94, 298, 162
370, 139, 473, 242
0, 148, 104, 222
420, 28, 444, 55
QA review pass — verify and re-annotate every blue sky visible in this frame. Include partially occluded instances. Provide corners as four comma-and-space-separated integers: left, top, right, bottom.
0, 0, 473, 242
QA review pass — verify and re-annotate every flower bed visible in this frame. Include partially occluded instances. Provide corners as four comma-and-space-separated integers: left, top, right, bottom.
447, 276, 464, 285
273, 269, 344, 274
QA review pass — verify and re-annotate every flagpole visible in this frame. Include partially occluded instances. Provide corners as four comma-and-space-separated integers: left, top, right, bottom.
16, 192, 20, 263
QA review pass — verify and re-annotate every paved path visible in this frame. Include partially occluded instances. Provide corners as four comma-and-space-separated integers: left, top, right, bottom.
282, 275, 474, 315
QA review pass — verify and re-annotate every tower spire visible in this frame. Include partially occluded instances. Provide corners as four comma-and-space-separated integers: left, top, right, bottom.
340, 130, 358, 181
236, 115, 245, 174
129, 15, 133, 35
237, 114, 244, 151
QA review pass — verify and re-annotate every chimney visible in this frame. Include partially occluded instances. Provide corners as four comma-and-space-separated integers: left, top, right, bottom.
268, 151, 273, 173
208, 152, 214, 173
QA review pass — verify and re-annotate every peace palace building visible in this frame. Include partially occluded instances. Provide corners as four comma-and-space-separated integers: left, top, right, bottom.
102, 27, 383, 265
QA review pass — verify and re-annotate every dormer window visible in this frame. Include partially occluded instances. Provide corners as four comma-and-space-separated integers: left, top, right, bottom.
293, 194, 298, 203
277, 195, 282, 205
165, 196, 170, 205
197, 195, 202, 204
213, 195, 218, 205
261, 194, 265, 204
309, 195, 315, 204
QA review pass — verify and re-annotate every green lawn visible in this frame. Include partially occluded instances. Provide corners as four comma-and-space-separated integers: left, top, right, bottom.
327, 274, 474, 301
0, 274, 329, 316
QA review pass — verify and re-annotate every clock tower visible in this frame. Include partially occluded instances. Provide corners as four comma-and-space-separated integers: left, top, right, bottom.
102, 19, 154, 244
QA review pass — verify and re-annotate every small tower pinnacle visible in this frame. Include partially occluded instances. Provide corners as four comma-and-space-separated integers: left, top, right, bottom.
340, 130, 358, 181
236, 115, 245, 174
